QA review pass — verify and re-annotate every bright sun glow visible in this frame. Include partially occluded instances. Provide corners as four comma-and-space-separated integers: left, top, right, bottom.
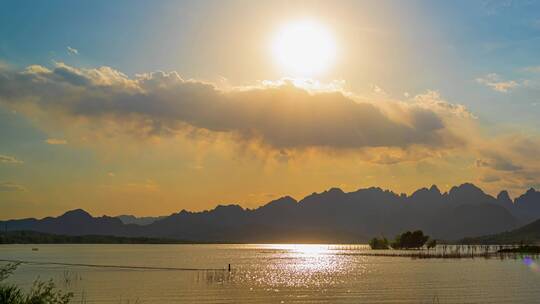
272, 20, 336, 77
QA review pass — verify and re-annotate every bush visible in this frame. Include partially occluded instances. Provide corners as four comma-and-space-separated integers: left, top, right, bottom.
0, 263, 73, 304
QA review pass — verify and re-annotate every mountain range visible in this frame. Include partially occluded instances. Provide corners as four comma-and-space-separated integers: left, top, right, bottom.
1, 183, 539, 243
116, 215, 166, 226
462, 217, 540, 244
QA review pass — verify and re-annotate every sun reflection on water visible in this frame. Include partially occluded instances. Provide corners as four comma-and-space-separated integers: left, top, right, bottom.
267, 244, 331, 256
233, 244, 367, 288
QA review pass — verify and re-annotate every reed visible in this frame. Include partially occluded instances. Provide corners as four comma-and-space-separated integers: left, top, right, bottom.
355, 244, 540, 259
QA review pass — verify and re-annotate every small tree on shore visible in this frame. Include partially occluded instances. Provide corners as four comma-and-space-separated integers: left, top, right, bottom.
391, 230, 430, 249
369, 237, 390, 250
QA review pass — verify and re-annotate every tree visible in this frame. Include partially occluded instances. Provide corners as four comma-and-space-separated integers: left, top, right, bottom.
369, 237, 390, 249
427, 239, 437, 249
391, 230, 430, 249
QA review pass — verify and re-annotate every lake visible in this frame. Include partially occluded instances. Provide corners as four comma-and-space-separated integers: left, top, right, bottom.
1, 244, 540, 303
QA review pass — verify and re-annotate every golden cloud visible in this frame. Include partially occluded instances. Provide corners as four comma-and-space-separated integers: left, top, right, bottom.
0, 63, 471, 151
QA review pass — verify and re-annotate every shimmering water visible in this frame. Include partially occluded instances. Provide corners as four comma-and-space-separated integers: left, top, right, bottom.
1, 244, 540, 303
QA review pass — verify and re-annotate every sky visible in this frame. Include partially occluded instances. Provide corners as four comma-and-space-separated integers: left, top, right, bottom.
1, 0, 540, 219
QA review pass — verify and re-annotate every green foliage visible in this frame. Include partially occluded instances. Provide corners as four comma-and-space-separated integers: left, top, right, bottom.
427, 239, 437, 249
23, 279, 73, 304
0, 263, 73, 304
369, 237, 390, 249
0, 284, 23, 303
0, 263, 20, 282
391, 230, 430, 249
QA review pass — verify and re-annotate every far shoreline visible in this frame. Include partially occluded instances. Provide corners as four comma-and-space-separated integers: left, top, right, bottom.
2, 230, 538, 247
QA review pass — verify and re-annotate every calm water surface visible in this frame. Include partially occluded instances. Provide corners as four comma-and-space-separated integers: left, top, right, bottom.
1, 244, 539, 303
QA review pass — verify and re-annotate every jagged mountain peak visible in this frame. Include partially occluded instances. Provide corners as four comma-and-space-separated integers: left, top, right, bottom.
410, 184, 442, 201
327, 187, 344, 194
213, 204, 244, 213
429, 184, 441, 194
2, 183, 539, 242
61, 209, 92, 219
526, 187, 538, 195
301, 187, 346, 203
448, 183, 490, 200
515, 187, 540, 204
260, 196, 297, 208
450, 182, 484, 193
497, 190, 511, 202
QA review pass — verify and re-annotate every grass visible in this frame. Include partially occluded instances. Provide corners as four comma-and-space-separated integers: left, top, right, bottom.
345, 244, 540, 259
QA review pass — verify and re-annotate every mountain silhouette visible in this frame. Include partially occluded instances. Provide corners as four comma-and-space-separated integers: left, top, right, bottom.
462, 216, 540, 244
116, 215, 166, 226
513, 188, 540, 224
1, 183, 539, 242
1, 209, 132, 236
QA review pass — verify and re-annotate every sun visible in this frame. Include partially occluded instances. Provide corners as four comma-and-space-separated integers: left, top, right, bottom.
272, 20, 336, 77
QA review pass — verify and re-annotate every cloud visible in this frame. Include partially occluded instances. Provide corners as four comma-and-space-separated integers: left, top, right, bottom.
475, 159, 490, 168
0, 63, 471, 150
0, 154, 22, 164
45, 138, 68, 145
0, 182, 25, 192
475, 155, 522, 171
472, 134, 540, 194
480, 174, 501, 183
523, 66, 540, 73
1, 63, 539, 196
476, 73, 519, 92
67, 46, 79, 56
482, 0, 513, 15
101, 179, 160, 193
125, 179, 159, 192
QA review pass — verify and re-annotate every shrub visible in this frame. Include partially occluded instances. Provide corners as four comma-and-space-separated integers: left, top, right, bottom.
0, 263, 73, 304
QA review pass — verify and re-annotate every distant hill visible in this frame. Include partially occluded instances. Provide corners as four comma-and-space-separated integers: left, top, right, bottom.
462, 218, 540, 245
116, 215, 166, 226
1, 183, 539, 243
0, 209, 136, 236
0, 230, 193, 244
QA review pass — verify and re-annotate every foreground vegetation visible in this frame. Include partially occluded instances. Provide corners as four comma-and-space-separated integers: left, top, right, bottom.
369, 230, 436, 250
0, 263, 73, 303
0, 231, 193, 244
